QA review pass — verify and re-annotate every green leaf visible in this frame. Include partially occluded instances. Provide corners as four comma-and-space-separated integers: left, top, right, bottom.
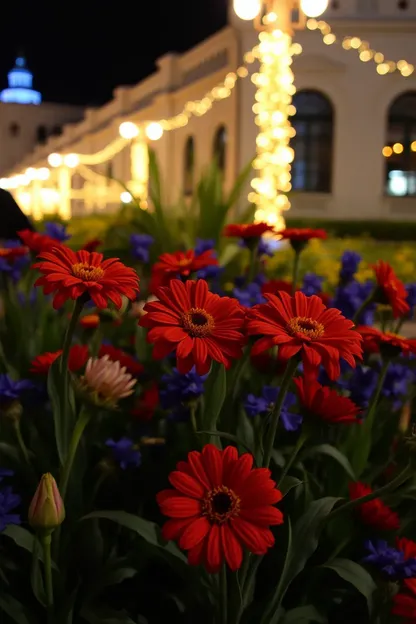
281, 606, 327, 624
280, 476, 303, 497
301, 444, 356, 480
195, 431, 255, 457
47, 355, 77, 465
81, 607, 136, 624
30, 537, 46, 608
0, 443, 20, 464
275, 497, 341, 608
0, 594, 32, 624
202, 362, 227, 433
225, 159, 253, 211
81, 511, 187, 564
2, 525, 58, 569
322, 558, 377, 615
261, 519, 292, 624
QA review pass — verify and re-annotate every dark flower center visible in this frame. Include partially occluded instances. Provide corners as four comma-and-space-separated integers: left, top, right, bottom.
202, 485, 240, 524
181, 307, 215, 337
72, 262, 105, 282
287, 316, 325, 340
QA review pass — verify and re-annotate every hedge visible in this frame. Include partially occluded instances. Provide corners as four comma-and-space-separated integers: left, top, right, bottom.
285, 218, 416, 241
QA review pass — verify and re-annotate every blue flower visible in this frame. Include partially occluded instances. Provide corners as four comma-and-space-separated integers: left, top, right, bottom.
105, 438, 141, 470
406, 283, 416, 315
0, 240, 29, 282
382, 363, 413, 409
44, 222, 71, 242
331, 280, 375, 325
244, 386, 302, 431
130, 234, 154, 263
0, 485, 21, 532
0, 468, 13, 483
0, 375, 33, 403
340, 251, 361, 283
301, 273, 324, 297
348, 366, 378, 408
195, 239, 216, 256
160, 367, 207, 410
233, 281, 266, 308
363, 540, 416, 579
196, 264, 224, 281
17, 287, 38, 307
258, 237, 276, 258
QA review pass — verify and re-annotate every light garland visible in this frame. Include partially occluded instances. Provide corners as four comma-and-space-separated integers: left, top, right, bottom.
307, 18, 415, 77
249, 25, 298, 228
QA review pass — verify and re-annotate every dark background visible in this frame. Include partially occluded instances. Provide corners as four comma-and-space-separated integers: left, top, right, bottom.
0, 0, 227, 106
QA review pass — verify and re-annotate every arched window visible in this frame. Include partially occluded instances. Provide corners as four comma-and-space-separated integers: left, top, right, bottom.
36, 125, 47, 144
385, 92, 416, 196
9, 122, 20, 137
213, 125, 227, 172
183, 136, 195, 196
291, 90, 334, 192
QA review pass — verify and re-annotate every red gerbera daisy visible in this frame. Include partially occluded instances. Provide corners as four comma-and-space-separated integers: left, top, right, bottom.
18, 229, 61, 254
224, 222, 275, 239
294, 377, 361, 424
247, 291, 363, 380
140, 279, 246, 375
397, 537, 416, 560
157, 444, 283, 572
357, 326, 416, 357
392, 591, 416, 623
33, 246, 139, 310
98, 344, 144, 376
261, 279, 293, 296
131, 383, 159, 421
151, 249, 218, 290
81, 238, 102, 252
348, 482, 400, 531
30, 344, 89, 374
0, 246, 29, 260
373, 260, 410, 319
276, 228, 327, 242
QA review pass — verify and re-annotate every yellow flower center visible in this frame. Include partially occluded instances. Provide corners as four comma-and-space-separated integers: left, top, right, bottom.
287, 316, 325, 340
181, 307, 215, 337
202, 485, 240, 524
72, 262, 105, 282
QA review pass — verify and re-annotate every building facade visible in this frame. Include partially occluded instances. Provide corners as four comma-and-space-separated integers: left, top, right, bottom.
2, 0, 416, 222
0, 57, 84, 175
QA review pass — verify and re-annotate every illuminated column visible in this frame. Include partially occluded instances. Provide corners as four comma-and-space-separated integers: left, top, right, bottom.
130, 139, 149, 209
58, 167, 72, 221
250, 11, 296, 228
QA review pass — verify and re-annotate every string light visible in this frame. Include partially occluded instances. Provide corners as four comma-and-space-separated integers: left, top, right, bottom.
48, 153, 63, 167
145, 122, 164, 141
120, 191, 133, 203
382, 146, 393, 157
251, 26, 295, 228
393, 143, 404, 154
119, 122, 140, 139
308, 19, 415, 78
63, 154, 80, 168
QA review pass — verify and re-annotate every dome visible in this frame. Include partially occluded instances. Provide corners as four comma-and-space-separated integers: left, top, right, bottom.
0, 56, 42, 105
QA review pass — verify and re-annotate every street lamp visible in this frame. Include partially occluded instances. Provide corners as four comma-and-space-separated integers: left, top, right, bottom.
233, 0, 328, 228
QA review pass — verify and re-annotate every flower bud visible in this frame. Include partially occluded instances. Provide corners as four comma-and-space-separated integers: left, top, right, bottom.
29, 473, 65, 534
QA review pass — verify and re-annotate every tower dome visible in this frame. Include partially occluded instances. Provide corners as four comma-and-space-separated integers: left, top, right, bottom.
0, 56, 42, 105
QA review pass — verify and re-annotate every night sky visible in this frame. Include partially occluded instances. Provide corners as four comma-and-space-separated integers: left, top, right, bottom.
0, 0, 227, 106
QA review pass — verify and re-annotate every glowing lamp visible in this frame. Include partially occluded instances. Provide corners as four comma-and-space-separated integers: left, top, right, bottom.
63, 154, 79, 168
36, 167, 50, 181
48, 153, 62, 167
25, 167, 36, 180
233, 0, 261, 21
145, 122, 163, 141
0, 178, 8, 189
300, 0, 328, 17
119, 122, 139, 139
120, 191, 133, 203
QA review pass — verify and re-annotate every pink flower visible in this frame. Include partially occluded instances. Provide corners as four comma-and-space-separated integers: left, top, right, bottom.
28, 473, 65, 533
81, 355, 137, 406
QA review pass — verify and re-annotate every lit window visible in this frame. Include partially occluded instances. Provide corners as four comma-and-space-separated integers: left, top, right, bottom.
213, 125, 227, 173
183, 136, 195, 196
385, 91, 416, 197
291, 90, 334, 192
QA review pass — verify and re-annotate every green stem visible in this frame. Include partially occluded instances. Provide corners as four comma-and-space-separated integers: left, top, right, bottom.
291, 250, 301, 294
61, 298, 85, 375
247, 243, 259, 284
365, 359, 390, 431
13, 420, 31, 467
190, 403, 198, 434
60, 408, 91, 502
352, 288, 376, 325
219, 564, 228, 624
329, 463, 412, 521
262, 359, 299, 468
394, 317, 405, 334
277, 432, 308, 488
41, 533, 54, 620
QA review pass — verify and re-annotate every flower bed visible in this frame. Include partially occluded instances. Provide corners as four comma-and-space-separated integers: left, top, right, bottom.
0, 220, 416, 624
